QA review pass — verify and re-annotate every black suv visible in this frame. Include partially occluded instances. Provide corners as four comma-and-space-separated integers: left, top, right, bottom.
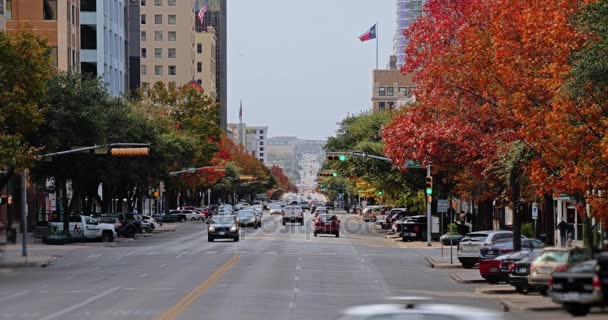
325, 201, 335, 210
96, 213, 142, 238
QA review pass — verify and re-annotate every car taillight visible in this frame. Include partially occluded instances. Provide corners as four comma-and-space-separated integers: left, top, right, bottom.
592, 275, 601, 292
553, 264, 569, 273
530, 264, 536, 274
548, 276, 553, 289
414, 225, 420, 233
153, 219, 157, 223
509, 263, 516, 272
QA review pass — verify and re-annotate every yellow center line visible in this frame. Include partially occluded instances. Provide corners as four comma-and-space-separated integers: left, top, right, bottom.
158, 255, 240, 320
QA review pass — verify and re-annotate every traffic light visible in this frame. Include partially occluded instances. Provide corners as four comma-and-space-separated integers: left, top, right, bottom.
378, 191, 383, 195
332, 173, 338, 177
319, 172, 337, 177
110, 147, 150, 156
425, 176, 433, 195
327, 153, 347, 161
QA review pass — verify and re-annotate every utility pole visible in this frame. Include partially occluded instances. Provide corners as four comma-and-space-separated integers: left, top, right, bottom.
21, 170, 28, 258
427, 162, 432, 247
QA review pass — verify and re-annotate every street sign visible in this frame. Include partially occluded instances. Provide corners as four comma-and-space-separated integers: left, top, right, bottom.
406, 160, 422, 168
437, 199, 449, 213
352, 152, 368, 158
532, 202, 538, 220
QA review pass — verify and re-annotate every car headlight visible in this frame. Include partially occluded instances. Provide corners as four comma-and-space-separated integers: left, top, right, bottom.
253, 217, 257, 221
208, 226, 215, 232
236, 218, 240, 222
230, 225, 237, 232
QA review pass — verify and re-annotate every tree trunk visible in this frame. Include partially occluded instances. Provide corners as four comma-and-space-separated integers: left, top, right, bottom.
477, 199, 493, 231
543, 194, 554, 245
511, 167, 522, 251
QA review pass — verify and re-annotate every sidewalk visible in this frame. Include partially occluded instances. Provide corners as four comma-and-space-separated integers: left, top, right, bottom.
154, 224, 179, 232
1, 246, 56, 268
450, 269, 486, 283
425, 253, 463, 269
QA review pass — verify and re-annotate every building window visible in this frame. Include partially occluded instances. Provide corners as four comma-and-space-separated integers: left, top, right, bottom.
155, 65, 163, 75
197, 43, 202, 53
155, 15, 162, 25
387, 87, 394, 96
259, 153, 264, 157
168, 65, 176, 75
168, 0, 176, 6
168, 15, 176, 25
155, 48, 162, 58
259, 147, 264, 152
141, 31, 147, 41
379, 87, 386, 96
141, 0, 146, 5
168, 31, 176, 41
141, 14, 146, 24
141, 65, 147, 75
154, 0, 162, 6
43, 0, 58, 20
387, 102, 395, 110
260, 141, 264, 146
197, 79, 202, 86
398, 87, 407, 96
259, 130, 264, 134
197, 62, 202, 72
141, 48, 147, 58
378, 101, 386, 111
71, 5, 76, 25
6, 0, 12, 20
154, 31, 163, 41
168, 48, 176, 59
259, 135, 264, 140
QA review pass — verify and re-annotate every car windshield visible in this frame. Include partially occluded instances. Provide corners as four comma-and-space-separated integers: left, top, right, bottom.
537, 251, 569, 263
237, 211, 255, 217
318, 215, 335, 222
462, 233, 488, 242
210, 217, 235, 224
269, 204, 281, 209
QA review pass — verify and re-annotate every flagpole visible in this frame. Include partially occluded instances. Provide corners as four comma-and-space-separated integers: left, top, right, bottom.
376, 21, 379, 70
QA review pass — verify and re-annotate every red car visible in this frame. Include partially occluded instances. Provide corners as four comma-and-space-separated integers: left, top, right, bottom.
314, 214, 340, 237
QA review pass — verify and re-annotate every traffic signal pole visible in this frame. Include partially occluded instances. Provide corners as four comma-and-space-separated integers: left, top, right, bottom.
426, 162, 432, 247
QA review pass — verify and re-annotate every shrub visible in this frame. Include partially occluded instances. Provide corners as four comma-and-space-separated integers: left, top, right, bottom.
521, 223, 534, 238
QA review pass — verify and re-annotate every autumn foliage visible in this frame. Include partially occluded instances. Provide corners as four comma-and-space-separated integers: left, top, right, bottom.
383, 0, 608, 225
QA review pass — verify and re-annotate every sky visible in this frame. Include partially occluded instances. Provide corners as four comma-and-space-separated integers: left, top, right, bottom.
227, 0, 396, 141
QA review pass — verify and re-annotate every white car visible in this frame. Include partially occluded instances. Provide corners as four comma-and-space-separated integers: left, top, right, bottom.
338, 300, 502, 320
252, 204, 263, 213
457, 230, 521, 268
269, 204, 283, 215
282, 205, 304, 225
141, 215, 159, 229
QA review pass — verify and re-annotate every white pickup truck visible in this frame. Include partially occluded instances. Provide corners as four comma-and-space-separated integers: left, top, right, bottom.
50, 215, 117, 242
282, 205, 304, 226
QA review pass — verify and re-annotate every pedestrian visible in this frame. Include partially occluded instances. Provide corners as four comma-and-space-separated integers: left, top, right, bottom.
557, 218, 568, 248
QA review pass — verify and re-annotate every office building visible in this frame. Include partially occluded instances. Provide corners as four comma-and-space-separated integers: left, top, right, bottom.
80, 0, 126, 96
195, 26, 216, 98
246, 126, 268, 165
371, 69, 415, 112
197, 0, 227, 129
0, 0, 6, 30
394, 0, 426, 67
127, 0, 141, 93
6, 0, 81, 71
140, 0, 195, 88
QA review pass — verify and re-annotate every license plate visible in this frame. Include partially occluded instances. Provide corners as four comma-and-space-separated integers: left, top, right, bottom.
490, 266, 498, 272
561, 292, 580, 300
405, 233, 416, 236
219, 232, 225, 235
518, 267, 527, 273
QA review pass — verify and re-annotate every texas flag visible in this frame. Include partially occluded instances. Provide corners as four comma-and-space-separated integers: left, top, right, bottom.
359, 24, 377, 42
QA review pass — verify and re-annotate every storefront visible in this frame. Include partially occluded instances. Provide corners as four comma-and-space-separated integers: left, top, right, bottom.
554, 195, 584, 246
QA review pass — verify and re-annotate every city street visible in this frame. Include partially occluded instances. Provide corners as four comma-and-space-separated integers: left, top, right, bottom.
0, 212, 601, 320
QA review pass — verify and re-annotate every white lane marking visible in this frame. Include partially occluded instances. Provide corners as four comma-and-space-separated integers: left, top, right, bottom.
139, 274, 149, 278
39, 287, 121, 320
176, 251, 188, 258
296, 265, 302, 270
93, 266, 102, 270
294, 276, 300, 281
0, 290, 29, 302
64, 276, 73, 280
289, 302, 296, 308
159, 264, 167, 268
293, 288, 299, 293
87, 254, 102, 259
265, 251, 277, 255
205, 251, 217, 254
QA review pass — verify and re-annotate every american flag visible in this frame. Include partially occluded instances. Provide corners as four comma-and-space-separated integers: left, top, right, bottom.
198, 0, 208, 25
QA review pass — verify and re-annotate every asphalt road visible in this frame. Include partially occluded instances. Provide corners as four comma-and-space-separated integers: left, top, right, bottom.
0, 211, 598, 319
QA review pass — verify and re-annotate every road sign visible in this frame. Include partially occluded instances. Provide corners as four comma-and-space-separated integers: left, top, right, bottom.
352, 152, 368, 158
437, 199, 449, 213
406, 160, 422, 168
532, 202, 538, 219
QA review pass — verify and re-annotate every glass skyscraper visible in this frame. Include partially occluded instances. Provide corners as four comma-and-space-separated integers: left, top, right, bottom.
395, 0, 426, 67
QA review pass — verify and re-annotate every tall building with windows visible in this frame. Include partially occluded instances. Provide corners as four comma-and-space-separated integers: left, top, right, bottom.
6, 0, 81, 71
80, 0, 126, 96
195, 26, 216, 98
127, 0, 141, 93
394, 0, 426, 67
371, 70, 415, 112
246, 126, 268, 165
197, 0, 227, 129
1, 0, 6, 30
140, 0, 195, 88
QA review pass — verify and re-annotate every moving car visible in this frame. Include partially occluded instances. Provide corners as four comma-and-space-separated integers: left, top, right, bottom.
236, 210, 260, 228
549, 252, 608, 316
207, 215, 239, 242
325, 201, 335, 210
282, 205, 304, 225
529, 247, 592, 295
313, 214, 340, 237
457, 230, 517, 268
268, 204, 284, 215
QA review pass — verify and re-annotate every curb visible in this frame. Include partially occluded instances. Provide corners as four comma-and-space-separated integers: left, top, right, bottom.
425, 256, 462, 269
475, 285, 515, 295
386, 234, 400, 239
0, 256, 57, 269
500, 299, 562, 312
449, 272, 486, 283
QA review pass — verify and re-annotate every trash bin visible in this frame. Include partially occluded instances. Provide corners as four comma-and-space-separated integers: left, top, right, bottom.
6, 228, 17, 244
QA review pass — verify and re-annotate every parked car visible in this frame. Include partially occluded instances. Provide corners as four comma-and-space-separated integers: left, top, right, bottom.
96, 213, 144, 237
549, 252, 608, 316
457, 230, 517, 269
400, 215, 428, 241
480, 248, 543, 284
49, 215, 117, 242
269, 204, 284, 215
283, 205, 304, 226
141, 215, 159, 229
236, 210, 260, 228
508, 249, 546, 293
91, 217, 124, 237
207, 215, 239, 242
529, 247, 592, 295
383, 208, 408, 229
313, 214, 340, 237
361, 206, 381, 222
170, 210, 203, 221
154, 212, 182, 223
480, 238, 545, 260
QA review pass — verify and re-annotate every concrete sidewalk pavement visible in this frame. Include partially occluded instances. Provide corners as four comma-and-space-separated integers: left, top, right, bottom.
1, 246, 56, 268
